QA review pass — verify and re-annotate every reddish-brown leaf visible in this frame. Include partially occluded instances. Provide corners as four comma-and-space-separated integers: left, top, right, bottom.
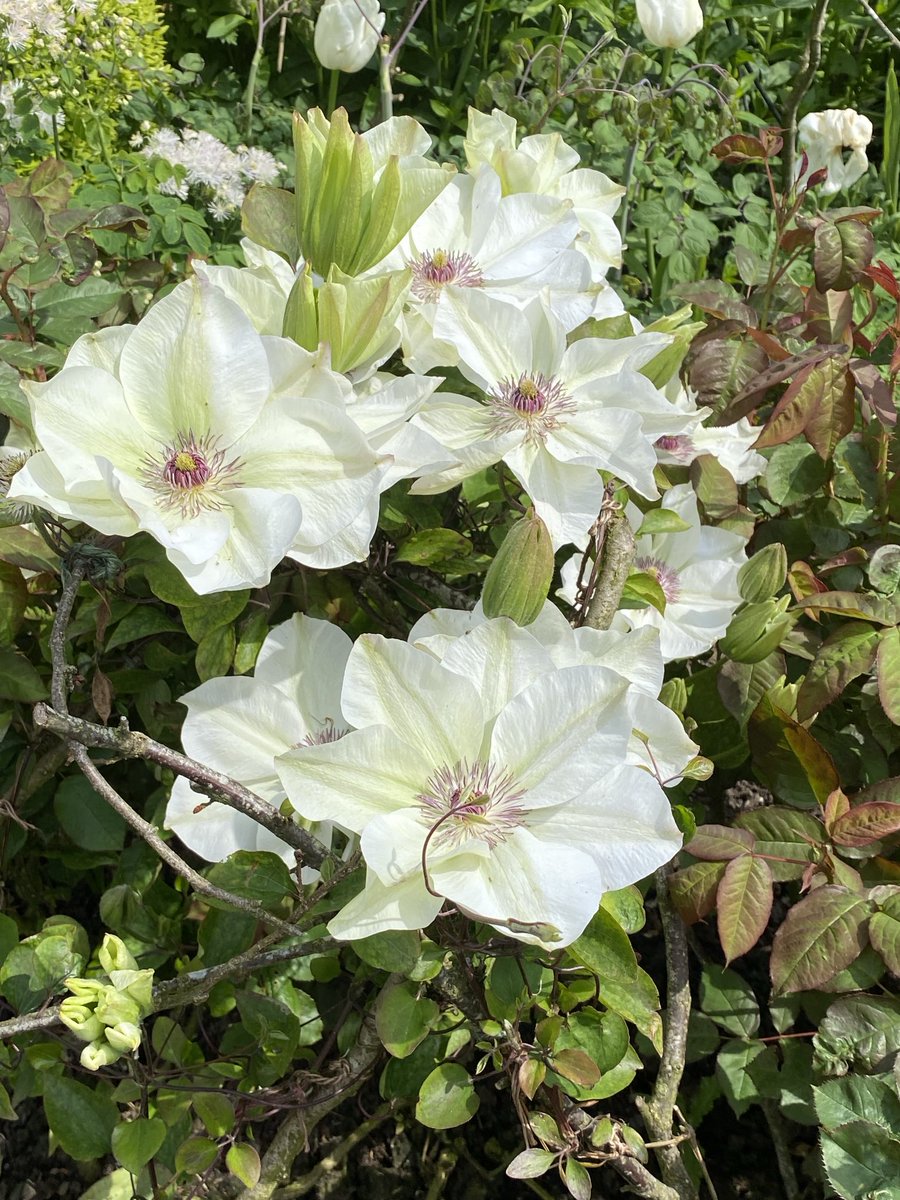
686, 825, 755, 862
754, 358, 855, 460
717, 855, 774, 963
796, 623, 880, 721
831, 802, 900, 848
850, 360, 896, 428
770, 886, 872, 994
869, 895, 900, 976
668, 861, 726, 923
724, 345, 844, 423
813, 221, 874, 292
712, 133, 769, 163
865, 259, 900, 300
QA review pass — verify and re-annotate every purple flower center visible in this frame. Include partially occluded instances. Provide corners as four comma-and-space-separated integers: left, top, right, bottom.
487, 372, 576, 441
143, 431, 241, 519
410, 249, 484, 302
417, 759, 526, 851
654, 434, 695, 464
164, 448, 211, 489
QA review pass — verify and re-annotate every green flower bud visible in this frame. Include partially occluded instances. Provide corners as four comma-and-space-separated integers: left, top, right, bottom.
105, 1021, 142, 1054
482, 512, 554, 627
721, 596, 794, 662
738, 542, 788, 604
59, 998, 104, 1044
80, 1038, 121, 1071
108, 968, 154, 1014
95, 988, 141, 1029
98, 934, 138, 976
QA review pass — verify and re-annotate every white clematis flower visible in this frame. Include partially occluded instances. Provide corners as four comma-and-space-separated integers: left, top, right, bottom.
653, 380, 767, 484
410, 290, 695, 549
165, 615, 353, 878
797, 109, 873, 195
196, 238, 298, 337
635, 0, 704, 48
561, 483, 748, 661
464, 108, 626, 296
369, 168, 592, 372
277, 621, 682, 948
314, 0, 385, 73
8, 279, 387, 593
408, 601, 698, 786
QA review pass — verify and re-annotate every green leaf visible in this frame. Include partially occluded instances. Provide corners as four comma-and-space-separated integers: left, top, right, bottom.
596, 967, 662, 1053
175, 1136, 219, 1175
600, 886, 645, 934
699, 964, 759, 1037
550, 1048, 601, 1089
813, 220, 874, 292
112, 1117, 166, 1174
716, 855, 773, 963
354, 929, 421, 975
195, 624, 235, 681
869, 894, 900, 976
193, 1092, 235, 1138
884, 62, 900, 211
0, 924, 87, 1013
796, 623, 880, 721
0, 1081, 17, 1121
0, 562, 26, 642
43, 1075, 117, 1161
636, 509, 691, 536
737, 543, 787, 604
78, 1170, 137, 1199
241, 184, 300, 263
415, 1064, 480, 1129
878, 626, 900, 725
749, 692, 840, 806
104, 606, 182, 651
815, 1074, 900, 1133
207, 851, 294, 913
54, 775, 125, 852
735, 806, 822, 882
375, 980, 439, 1058
770, 887, 872, 994
226, 1143, 261, 1188
763, 441, 827, 507
32, 277, 125, 320
620, 570, 667, 614
821, 1123, 900, 1200
181, 590, 249, 643
206, 12, 245, 37
569, 905, 638, 984
0, 525, 58, 573
815, 996, 900, 1074
0, 647, 46, 701
564, 1156, 592, 1200
394, 528, 473, 566
716, 1039, 777, 1116
235, 991, 300, 1087
506, 1148, 556, 1179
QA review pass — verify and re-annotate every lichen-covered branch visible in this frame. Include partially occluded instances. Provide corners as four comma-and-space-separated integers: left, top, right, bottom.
239, 996, 386, 1200
583, 512, 635, 632
611, 1156, 681, 1200
635, 867, 697, 1199
781, 0, 831, 188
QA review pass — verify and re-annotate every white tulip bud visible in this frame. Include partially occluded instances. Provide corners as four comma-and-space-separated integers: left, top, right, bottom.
314, 0, 385, 73
635, 0, 704, 48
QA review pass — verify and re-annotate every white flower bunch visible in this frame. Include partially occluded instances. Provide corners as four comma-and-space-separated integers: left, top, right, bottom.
143, 127, 282, 221
0, 80, 63, 139
797, 108, 874, 195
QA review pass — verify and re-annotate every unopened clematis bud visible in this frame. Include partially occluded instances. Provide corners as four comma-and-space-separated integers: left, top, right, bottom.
797, 109, 873, 195
636, 0, 703, 47
81, 1039, 121, 1071
104, 1021, 142, 1054
482, 511, 555, 627
97, 934, 138, 976
292, 107, 453, 276
59, 998, 104, 1043
284, 264, 410, 374
95, 989, 142, 1029
314, 0, 384, 73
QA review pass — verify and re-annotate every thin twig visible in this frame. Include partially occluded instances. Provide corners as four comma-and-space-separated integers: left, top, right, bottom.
856, 0, 900, 50
31, 704, 327, 865
761, 1100, 800, 1199
781, 0, 831, 189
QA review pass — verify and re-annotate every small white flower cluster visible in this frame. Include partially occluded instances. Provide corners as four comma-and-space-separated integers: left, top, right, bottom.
143, 127, 282, 221
0, 0, 97, 52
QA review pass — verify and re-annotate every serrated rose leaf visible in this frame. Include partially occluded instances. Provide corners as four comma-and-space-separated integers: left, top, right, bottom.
831, 802, 900, 848
770, 886, 872, 994
814, 220, 874, 292
717, 855, 774, 963
877, 627, 900, 725
735, 806, 822, 882
686, 825, 755, 861
754, 358, 854, 460
796, 623, 880, 721
668, 861, 726, 923
506, 1149, 556, 1179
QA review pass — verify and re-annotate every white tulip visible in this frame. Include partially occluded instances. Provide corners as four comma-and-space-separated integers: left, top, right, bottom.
314, 0, 384, 73
797, 108, 874, 195
635, 0, 704, 48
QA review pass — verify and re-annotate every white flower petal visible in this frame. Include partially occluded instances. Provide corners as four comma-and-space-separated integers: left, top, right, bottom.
255, 614, 353, 724
327, 870, 442, 940
165, 777, 295, 863
439, 617, 555, 722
